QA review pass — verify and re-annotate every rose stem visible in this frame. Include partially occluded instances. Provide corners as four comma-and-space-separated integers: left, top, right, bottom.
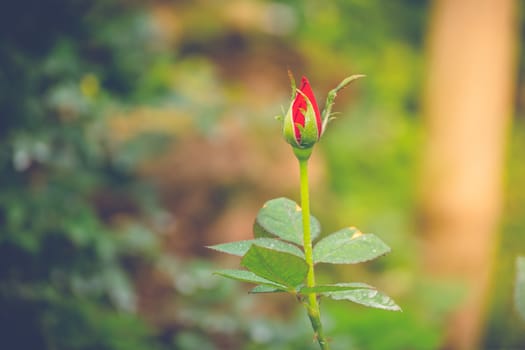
299, 157, 330, 350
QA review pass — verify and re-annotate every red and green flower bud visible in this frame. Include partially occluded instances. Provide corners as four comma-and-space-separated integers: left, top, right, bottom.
283, 76, 322, 149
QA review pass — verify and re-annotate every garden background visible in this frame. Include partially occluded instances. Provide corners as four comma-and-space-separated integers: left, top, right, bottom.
1, 0, 524, 349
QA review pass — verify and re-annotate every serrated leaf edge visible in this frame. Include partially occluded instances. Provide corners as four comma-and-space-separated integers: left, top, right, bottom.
207, 238, 305, 258
214, 269, 288, 290
322, 288, 402, 312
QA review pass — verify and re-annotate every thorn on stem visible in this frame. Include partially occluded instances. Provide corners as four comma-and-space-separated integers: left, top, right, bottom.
313, 332, 319, 343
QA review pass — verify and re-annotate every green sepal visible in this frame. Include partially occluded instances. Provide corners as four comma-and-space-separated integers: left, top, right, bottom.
321, 74, 365, 135
287, 69, 296, 98
283, 102, 300, 147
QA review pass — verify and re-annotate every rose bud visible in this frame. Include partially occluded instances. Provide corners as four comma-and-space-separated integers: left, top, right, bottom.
283, 76, 322, 149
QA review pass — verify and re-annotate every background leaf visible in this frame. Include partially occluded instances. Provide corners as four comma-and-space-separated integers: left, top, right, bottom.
208, 238, 304, 258
313, 228, 391, 264
323, 288, 401, 311
241, 245, 308, 288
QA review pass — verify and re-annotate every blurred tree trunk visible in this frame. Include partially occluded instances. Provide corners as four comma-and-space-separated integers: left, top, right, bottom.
420, 0, 517, 349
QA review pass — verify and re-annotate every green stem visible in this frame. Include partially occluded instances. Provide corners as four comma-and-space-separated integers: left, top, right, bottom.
299, 157, 330, 350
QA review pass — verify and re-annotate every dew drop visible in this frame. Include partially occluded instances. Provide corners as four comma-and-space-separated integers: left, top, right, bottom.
367, 290, 378, 298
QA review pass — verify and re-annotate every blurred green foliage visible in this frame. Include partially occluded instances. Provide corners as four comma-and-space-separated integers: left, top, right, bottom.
0, 1, 167, 349
1, 0, 525, 349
